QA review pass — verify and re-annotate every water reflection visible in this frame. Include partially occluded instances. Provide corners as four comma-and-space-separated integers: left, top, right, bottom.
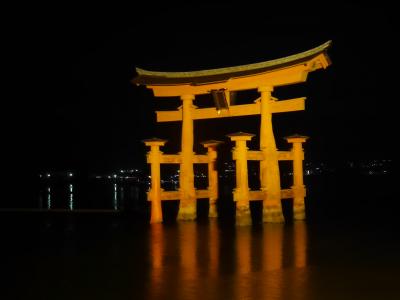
37, 182, 139, 210
47, 186, 51, 209
147, 222, 308, 300
69, 184, 74, 210
113, 183, 118, 210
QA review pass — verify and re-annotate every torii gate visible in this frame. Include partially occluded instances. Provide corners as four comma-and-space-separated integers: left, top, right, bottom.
133, 41, 331, 224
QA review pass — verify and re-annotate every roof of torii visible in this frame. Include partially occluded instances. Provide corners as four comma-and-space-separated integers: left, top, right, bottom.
133, 41, 332, 86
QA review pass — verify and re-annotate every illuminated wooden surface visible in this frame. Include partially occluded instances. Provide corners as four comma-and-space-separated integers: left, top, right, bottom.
143, 138, 166, 223
156, 97, 305, 122
136, 41, 331, 224
228, 132, 254, 226
285, 135, 308, 220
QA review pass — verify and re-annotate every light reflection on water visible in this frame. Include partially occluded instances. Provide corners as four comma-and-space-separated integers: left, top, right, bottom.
113, 183, 118, 210
69, 184, 73, 210
147, 222, 308, 300
37, 182, 137, 210
3, 214, 400, 300
47, 186, 51, 209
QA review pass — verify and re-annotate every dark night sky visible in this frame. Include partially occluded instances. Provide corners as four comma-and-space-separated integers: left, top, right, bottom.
18, 3, 397, 174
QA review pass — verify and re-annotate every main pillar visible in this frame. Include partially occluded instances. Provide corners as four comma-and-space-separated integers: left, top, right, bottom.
143, 138, 166, 224
201, 140, 222, 218
285, 135, 308, 220
177, 94, 196, 220
258, 86, 284, 223
228, 132, 254, 226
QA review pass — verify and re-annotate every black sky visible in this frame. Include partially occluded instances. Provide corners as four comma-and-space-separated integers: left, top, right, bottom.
19, 3, 397, 174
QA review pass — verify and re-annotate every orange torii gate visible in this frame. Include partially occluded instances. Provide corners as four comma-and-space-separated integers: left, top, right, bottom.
133, 41, 331, 224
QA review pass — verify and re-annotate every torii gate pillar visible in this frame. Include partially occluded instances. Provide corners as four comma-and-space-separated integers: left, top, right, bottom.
285, 135, 308, 220
177, 94, 196, 220
259, 86, 284, 223
228, 132, 254, 226
143, 138, 167, 224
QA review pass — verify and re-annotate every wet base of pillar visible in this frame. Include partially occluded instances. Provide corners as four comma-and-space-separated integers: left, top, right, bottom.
177, 204, 196, 221
293, 202, 306, 220
236, 205, 252, 226
150, 216, 163, 224
208, 204, 218, 218
263, 205, 285, 223
150, 202, 163, 224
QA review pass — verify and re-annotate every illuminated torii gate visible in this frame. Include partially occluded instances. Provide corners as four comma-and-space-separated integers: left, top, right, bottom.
134, 41, 331, 223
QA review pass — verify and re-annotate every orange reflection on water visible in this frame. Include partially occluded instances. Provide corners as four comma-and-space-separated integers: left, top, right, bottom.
179, 223, 198, 283
148, 224, 164, 299
259, 224, 284, 300
263, 224, 284, 271
208, 220, 219, 278
294, 222, 307, 268
236, 227, 252, 275
147, 221, 308, 300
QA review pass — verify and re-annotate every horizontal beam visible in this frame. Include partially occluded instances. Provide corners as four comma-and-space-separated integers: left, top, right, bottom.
160, 191, 180, 200
248, 187, 306, 200
195, 189, 210, 199
146, 59, 328, 97
278, 151, 293, 161
244, 150, 294, 161
247, 151, 263, 161
149, 188, 305, 201
149, 154, 211, 164
156, 151, 294, 164
193, 155, 209, 164
149, 190, 210, 201
160, 154, 180, 164
156, 98, 305, 122
248, 188, 301, 200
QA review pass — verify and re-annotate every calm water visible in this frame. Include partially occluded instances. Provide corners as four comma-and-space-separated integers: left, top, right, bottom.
3, 173, 399, 299
2, 213, 400, 300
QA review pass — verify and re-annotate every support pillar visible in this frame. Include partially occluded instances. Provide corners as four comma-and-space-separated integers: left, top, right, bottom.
228, 132, 254, 226
143, 138, 167, 224
285, 135, 308, 220
201, 140, 222, 218
178, 94, 196, 220
258, 86, 284, 223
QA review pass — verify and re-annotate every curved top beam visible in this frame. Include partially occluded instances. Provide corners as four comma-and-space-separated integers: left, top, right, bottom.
133, 41, 331, 86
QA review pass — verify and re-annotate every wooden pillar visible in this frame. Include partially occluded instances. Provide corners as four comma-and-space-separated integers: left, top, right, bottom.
285, 135, 308, 220
228, 132, 254, 226
201, 140, 222, 218
178, 94, 196, 220
143, 138, 167, 224
258, 86, 284, 223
